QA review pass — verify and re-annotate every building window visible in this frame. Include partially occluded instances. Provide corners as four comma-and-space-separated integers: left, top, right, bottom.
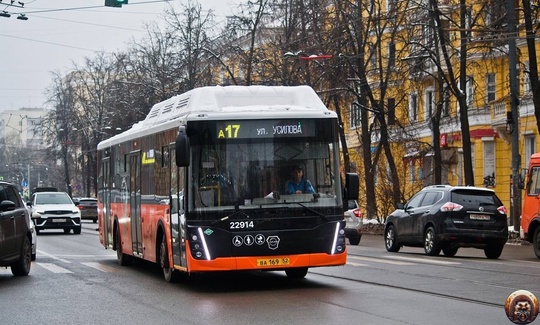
409, 92, 418, 121
524, 61, 531, 94
349, 103, 361, 128
486, 73, 496, 103
388, 42, 395, 68
442, 87, 450, 117
409, 159, 416, 182
466, 75, 474, 107
387, 98, 395, 125
369, 44, 377, 71
424, 88, 435, 121
525, 136, 536, 163
387, 0, 397, 13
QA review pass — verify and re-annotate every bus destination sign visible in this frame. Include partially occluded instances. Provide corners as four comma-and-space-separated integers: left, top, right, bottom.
216, 120, 315, 139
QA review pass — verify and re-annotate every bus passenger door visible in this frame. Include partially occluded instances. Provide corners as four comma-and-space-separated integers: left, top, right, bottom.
101, 159, 113, 248
170, 146, 186, 267
130, 151, 143, 257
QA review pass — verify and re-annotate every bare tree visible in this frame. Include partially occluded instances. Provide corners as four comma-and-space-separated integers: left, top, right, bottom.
332, 0, 416, 217
43, 70, 77, 196
163, 0, 216, 90
521, 0, 540, 133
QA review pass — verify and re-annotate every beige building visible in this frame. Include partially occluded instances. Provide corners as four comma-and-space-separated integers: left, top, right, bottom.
0, 107, 48, 148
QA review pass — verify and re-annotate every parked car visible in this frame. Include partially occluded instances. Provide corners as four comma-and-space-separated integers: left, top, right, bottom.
28, 192, 82, 234
384, 185, 508, 259
344, 200, 363, 245
0, 181, 32, 276
77, 197, 98, 223
22, 201, 37, 261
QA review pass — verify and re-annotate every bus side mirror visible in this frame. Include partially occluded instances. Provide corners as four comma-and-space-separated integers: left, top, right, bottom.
344, 172, 359, 201
517, 168, 527, 190
175, 126, 190, 167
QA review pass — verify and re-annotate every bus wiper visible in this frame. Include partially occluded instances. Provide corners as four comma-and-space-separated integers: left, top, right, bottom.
213, 209, 250, 224
291, 202, 329, 222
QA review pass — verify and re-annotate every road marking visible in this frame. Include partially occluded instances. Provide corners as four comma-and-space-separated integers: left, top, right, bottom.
36, 250, 71, 263
347, 261, 369, 267
81, 262, 117, 273
348, 255, 415, 265
36, 263, 73, 273
383, 255, 461, 265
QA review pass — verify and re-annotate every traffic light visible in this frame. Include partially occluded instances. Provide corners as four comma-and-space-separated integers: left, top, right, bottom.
105, 0, 128, 8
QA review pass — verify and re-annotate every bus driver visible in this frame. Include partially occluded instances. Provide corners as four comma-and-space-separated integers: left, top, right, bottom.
286, 165, 315, 194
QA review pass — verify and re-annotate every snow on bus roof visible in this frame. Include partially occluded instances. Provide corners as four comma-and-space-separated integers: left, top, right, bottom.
142, 85, 328, 127
98, 85, 332, 149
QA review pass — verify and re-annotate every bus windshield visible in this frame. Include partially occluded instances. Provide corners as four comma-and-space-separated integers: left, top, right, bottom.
189, 119, 342, 213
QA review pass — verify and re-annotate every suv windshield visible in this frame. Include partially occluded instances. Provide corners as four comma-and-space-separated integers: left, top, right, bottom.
35, 193, 73, 205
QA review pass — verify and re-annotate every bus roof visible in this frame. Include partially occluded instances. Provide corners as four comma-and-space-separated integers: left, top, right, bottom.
98, 85, 335, 150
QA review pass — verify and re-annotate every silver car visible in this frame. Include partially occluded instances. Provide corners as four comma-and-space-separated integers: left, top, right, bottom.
344, 200, 363, 245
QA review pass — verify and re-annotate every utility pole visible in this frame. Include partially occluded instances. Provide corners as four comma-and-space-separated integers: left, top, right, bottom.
507, 0, 521, 231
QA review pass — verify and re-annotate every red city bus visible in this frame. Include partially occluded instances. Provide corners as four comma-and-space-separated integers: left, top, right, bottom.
97, 85, 358, 282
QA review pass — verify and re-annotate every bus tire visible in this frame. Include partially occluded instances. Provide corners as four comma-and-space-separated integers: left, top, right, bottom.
533, 227, 540, 259
160, 235, 179, 283
116, 229, 132, 266
285, 267, 308, 279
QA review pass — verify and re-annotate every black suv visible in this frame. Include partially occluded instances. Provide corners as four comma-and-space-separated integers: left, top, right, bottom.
384, 185, 508, 259
0, 181, 32, 276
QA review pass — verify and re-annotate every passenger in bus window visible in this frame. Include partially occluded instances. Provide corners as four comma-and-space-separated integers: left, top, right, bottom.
286, 165, 314, 194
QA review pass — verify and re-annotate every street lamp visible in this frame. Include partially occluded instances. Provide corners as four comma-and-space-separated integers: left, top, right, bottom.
283, 51, 333, 87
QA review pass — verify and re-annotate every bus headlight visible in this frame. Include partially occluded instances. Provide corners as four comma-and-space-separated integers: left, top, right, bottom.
189, 228, 212, 260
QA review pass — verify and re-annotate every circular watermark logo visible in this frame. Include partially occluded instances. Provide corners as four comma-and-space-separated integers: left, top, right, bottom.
505, 290, 539, 324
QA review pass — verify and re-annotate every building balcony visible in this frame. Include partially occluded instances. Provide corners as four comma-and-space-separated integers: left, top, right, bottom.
490, 98, 512, 143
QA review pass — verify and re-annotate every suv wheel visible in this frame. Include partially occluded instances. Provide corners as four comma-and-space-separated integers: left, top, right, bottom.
11, 237, 32, 276
385, 225, 400, 252
424, 227, 441, 256
484, 244, 504, 259
442, 245, 458, 257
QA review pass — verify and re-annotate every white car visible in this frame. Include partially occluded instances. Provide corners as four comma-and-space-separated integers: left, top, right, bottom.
344, 200, 363, 245
28, 192, 82, 235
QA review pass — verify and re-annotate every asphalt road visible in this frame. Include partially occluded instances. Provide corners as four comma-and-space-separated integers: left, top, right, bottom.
1, 223, 538, 325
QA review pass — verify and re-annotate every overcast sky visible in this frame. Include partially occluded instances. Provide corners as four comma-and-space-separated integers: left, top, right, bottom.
0, 0, 240, 111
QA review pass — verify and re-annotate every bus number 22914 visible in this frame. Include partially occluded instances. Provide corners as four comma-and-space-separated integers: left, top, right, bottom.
230, 221, 255, 229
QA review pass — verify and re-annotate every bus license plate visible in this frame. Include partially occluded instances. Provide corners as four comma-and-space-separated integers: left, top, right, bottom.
256, 257, 290, 267
52, 219, 67, 223
469, 214, 490, 220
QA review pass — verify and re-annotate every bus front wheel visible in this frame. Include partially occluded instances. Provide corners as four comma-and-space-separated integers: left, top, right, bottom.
160, 235, 179, 283
285, 267, 308, 279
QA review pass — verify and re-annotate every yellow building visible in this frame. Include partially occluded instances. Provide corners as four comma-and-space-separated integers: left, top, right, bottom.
344, 0, 540, 221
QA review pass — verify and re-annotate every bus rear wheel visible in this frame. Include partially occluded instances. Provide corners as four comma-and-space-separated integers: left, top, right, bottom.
285, 267, 308, 279
160, 235, 179, 283
116, 229, 132, 266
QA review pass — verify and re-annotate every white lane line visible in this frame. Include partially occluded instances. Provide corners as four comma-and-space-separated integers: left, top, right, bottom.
348, 255, 415, 266
36, 263, 73, 273
81, 262, 117, 273
347, 261, 369, 267
383, 255, 461, 265
36, 250, 71, 263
